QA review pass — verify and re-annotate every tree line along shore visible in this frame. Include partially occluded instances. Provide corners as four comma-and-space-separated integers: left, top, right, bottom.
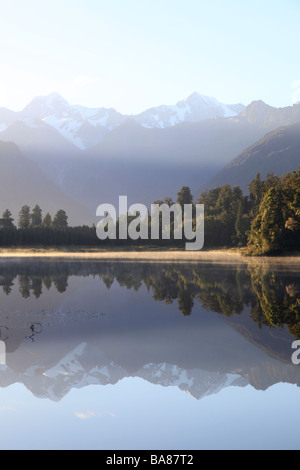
0, 169, 299, 256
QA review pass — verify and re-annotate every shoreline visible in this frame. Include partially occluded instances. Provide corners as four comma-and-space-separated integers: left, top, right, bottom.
0, 248, 299, 264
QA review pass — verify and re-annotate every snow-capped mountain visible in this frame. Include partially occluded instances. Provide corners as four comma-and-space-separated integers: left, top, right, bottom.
0, 92, 245, 150
19, 92, 125, 150
133, 92, 245, 129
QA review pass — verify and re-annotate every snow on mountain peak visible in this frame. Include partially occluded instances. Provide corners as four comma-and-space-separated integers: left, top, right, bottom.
185, 92, 216, 105
0, 92, 245, 150
21, 92, 71, 120
134, 92, 245, 129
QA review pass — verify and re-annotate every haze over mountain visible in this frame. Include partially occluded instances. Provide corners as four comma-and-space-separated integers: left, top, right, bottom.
133, 92, 245, 129
56, 99, 300, 210
0, 92, 245, 150
237, 99, 300, 129
0, 92, 300, 220
0, 141, 92, 226
207, 121, 300, 192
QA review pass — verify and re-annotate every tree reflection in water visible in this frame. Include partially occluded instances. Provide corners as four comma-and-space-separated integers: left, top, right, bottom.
0, 260, 299, 337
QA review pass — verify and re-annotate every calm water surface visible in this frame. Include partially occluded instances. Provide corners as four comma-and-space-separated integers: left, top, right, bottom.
0, 258, 299, 450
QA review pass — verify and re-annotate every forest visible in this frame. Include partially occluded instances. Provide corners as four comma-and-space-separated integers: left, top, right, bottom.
0, 168, 299, 255
199, 168, 300, 255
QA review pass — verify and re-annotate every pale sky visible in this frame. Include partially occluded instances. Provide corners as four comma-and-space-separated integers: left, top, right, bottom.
0, 0, 299, 113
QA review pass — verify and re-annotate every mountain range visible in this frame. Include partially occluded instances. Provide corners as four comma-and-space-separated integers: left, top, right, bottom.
0, 92, 299, 224
0, 92, 245, 150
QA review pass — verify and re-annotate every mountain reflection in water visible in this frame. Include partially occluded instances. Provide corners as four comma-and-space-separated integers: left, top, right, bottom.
0, 259, 299, 402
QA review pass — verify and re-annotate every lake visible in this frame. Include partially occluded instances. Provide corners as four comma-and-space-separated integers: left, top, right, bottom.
0, 256, 299, 450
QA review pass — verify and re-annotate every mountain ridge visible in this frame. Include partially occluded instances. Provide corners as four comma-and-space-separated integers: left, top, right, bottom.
1, 93, 300, 217
0, 91, 245, 150
205, 121, 300, 192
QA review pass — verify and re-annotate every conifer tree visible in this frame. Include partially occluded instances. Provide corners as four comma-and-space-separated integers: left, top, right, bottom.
31, 204, 42, 227
42, 213, 52, 228
18, 206, 31, 229
52, 210, 68, 229
0, 209, 15, 229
